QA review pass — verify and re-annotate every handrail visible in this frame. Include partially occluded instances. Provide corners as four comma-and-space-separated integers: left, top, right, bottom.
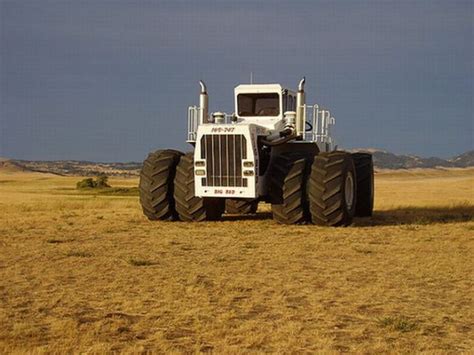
189, 102, 336, 150
187, 106, 200, 142
299, 103, 336, 150
187, 107, 236, 142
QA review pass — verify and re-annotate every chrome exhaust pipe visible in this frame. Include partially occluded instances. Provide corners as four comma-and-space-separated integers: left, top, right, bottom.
298, 77, 306, 92
296, 77, 306, 137
199, 80, 209, 124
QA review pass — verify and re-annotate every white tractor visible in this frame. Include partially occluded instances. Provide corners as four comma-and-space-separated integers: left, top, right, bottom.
139, 78, 374, 225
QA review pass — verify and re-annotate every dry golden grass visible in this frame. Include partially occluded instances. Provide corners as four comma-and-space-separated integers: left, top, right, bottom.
0, 169, 473, 352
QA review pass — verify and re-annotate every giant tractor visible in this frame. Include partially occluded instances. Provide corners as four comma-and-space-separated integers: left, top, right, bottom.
139, 78, 374, 226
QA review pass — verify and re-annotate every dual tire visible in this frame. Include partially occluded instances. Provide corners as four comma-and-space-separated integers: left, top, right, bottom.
270, 151, 374, 226
139, 150, 224, 222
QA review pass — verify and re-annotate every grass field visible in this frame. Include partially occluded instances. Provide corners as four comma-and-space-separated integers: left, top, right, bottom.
0, 168, 473, 352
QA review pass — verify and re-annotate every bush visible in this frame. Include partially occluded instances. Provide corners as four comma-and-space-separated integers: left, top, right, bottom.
95, 175, 110, 188
76, 178, 96, 189
76, 175, 111, 189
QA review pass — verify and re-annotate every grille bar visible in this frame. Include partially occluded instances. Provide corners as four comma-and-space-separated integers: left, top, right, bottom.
200, 134, 247, 187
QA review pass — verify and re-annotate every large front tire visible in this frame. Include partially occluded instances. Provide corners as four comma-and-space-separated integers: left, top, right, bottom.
269, 153, 310, 224
352, 153, 374, 217
307, 151, 357, 226
139, 149, 183, 221
173, 152, 225, 221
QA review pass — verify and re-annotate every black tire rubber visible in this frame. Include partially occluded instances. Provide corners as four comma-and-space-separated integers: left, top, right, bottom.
307, 151, 357, 227
352, 152, 374, 217
173, 152, 225, 222
225, 199, 259, 214
139, 149, 183, 221
269, 152, 311, 224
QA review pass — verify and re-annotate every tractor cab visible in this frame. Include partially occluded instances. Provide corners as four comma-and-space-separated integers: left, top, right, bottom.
234, 84, 297, 125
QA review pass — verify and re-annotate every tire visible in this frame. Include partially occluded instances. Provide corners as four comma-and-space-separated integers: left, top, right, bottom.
225, 199, 258, 214
139, 149, 183, 221
307, 151, 357, 226
173, 152, 225, 221
269, 152, 310, 224
352, 153, 374, 217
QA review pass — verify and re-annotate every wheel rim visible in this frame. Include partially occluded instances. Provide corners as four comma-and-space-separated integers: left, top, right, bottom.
345, 172, 354, 210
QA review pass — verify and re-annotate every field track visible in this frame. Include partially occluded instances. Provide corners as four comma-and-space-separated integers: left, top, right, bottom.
0, 169, 473, 352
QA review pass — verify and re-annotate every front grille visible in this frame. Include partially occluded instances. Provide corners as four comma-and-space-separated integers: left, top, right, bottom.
200, 134, 247, 187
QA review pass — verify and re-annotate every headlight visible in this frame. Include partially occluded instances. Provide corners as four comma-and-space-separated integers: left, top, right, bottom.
243, 161, 254, 168
243, 170, 254, 176
195, 161, 206, 167
195, 169, 206, 176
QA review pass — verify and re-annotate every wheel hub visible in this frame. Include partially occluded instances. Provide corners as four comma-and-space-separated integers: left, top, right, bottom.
345, 172, 354, 210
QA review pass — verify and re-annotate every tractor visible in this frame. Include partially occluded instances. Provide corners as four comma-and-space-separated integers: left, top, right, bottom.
139, 78, 374, 225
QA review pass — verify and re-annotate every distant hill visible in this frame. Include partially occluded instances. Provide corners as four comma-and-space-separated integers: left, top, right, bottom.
1, 150, 473, 176
1, 159, 141, 177
352, 149, 474, 170
0, 158, 31, 173
353, 149, 474, 169
450, 150, 474, 167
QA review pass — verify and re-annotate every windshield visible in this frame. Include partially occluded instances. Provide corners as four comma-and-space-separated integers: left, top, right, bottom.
237, 93, 280, 117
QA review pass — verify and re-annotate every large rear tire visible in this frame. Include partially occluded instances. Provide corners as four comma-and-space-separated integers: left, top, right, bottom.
269, 152, 310, 224
307, 151, 356, 226
139, 149, 183, 221
352, 152, 374, 217
225, 199, 259, 215
173, 152, 225, 221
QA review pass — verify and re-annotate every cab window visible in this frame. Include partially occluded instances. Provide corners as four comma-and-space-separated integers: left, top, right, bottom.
237, 93, 280, 117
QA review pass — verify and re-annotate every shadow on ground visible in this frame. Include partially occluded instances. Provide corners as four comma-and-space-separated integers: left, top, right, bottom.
223, 205, 473, 226
222, 212, 273, 221
353, 205, 473, 226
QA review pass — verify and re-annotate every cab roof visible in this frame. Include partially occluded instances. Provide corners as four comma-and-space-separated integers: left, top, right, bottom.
234, 83, 296, 95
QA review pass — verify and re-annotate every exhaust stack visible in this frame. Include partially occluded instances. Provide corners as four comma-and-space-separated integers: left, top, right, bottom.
199, 80, 209, 124
296, 77, 306, 137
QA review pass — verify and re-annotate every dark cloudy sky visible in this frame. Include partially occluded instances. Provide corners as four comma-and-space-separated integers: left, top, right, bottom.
1, 0, 472, 161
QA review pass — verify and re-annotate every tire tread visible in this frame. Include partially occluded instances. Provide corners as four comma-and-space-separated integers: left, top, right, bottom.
307, 151, 356, 226
174, 152, 224, 221
139, 149, 183, 220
